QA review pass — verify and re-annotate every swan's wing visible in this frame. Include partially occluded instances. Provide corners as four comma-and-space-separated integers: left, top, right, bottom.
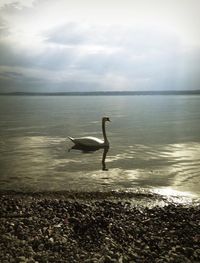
70, 136, 104, 146
68, 136, 74, 142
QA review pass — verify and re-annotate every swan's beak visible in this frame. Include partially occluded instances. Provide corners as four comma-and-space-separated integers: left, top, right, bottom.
103, 116, 111, 122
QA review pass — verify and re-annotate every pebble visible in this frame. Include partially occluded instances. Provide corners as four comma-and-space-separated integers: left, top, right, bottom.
0, 193, 199, 262
16, 256, 28, 263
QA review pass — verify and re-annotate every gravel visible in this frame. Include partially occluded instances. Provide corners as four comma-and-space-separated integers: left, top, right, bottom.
0, 192, 199, 262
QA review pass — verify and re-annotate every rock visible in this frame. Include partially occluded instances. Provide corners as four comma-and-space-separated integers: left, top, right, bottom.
16, 256, 28, 263
37, 244, 44, 251
194, 249, 200, 259
49, 237, 54, 243
27, 258, 36, 263
104, 255, 116, 263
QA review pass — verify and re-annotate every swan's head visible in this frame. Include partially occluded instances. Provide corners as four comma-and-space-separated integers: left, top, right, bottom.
102, 117, 110, 122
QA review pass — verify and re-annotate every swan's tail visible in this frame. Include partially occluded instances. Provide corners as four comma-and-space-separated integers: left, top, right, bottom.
68, 136, 75, 142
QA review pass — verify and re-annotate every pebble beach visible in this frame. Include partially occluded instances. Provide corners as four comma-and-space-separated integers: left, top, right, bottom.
0, 191, 199, 263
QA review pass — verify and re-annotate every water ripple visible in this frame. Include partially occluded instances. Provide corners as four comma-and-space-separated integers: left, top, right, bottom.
0, 136, 200, 196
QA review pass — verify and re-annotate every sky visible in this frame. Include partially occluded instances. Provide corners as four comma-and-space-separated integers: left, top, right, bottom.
0, 0, 200, 92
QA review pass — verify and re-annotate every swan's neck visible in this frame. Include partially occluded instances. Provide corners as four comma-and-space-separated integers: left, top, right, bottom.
102, 121, 109, 145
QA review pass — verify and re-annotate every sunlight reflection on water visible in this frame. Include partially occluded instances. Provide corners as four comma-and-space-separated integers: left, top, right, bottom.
0, 95, 200, 201
151, 187, 199, 206
0, 134, 200, 199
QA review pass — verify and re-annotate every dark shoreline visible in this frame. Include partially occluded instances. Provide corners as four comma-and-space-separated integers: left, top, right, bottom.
0, 190, 167, 201
1, 90, 200, 96
0, 192, 199, 262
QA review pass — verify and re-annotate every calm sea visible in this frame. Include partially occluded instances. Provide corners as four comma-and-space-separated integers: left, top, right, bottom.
0, 95, 200, 198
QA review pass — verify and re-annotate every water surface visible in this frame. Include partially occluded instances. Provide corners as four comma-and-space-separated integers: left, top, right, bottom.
0, 95, 200, 198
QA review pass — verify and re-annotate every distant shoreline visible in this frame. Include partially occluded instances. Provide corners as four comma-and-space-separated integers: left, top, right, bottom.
1, 90, 200, 96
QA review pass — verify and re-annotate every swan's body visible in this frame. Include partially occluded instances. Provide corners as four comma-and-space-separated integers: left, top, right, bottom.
68, 117, 110, 148
68, 136, 105, 147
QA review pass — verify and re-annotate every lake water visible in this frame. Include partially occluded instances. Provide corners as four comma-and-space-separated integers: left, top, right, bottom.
0, 95, 200, 198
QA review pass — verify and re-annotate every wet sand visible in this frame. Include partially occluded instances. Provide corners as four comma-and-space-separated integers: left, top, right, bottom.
0, 191, 199, 262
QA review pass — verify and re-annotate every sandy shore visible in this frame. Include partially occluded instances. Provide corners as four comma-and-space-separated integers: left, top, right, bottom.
0, 192, 199, 263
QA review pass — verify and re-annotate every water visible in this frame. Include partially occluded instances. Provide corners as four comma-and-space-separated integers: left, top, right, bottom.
0, 95, 200, 199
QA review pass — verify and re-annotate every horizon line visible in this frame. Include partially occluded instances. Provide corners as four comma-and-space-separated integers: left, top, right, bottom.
1, 90, 200, 96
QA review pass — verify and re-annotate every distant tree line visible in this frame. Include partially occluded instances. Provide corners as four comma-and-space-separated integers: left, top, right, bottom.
1, 90, 200, 96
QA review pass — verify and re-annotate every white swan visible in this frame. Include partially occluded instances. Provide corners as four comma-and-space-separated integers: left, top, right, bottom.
68, 117, 110, 147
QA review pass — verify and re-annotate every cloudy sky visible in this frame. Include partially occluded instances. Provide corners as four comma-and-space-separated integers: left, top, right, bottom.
0, 0, 200, 92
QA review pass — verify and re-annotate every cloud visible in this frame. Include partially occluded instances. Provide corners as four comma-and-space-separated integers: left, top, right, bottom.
0, 0, 200, 92
0, 70, 23, 79
0, 0, 34, 9
0, 18, 9, 36
46, 22, 90, 46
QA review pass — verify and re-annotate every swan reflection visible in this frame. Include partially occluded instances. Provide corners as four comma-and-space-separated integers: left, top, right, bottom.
69, 145, 109, 171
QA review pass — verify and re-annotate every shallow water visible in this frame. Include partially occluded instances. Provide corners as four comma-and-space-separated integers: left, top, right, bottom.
0, 95, 200, 198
